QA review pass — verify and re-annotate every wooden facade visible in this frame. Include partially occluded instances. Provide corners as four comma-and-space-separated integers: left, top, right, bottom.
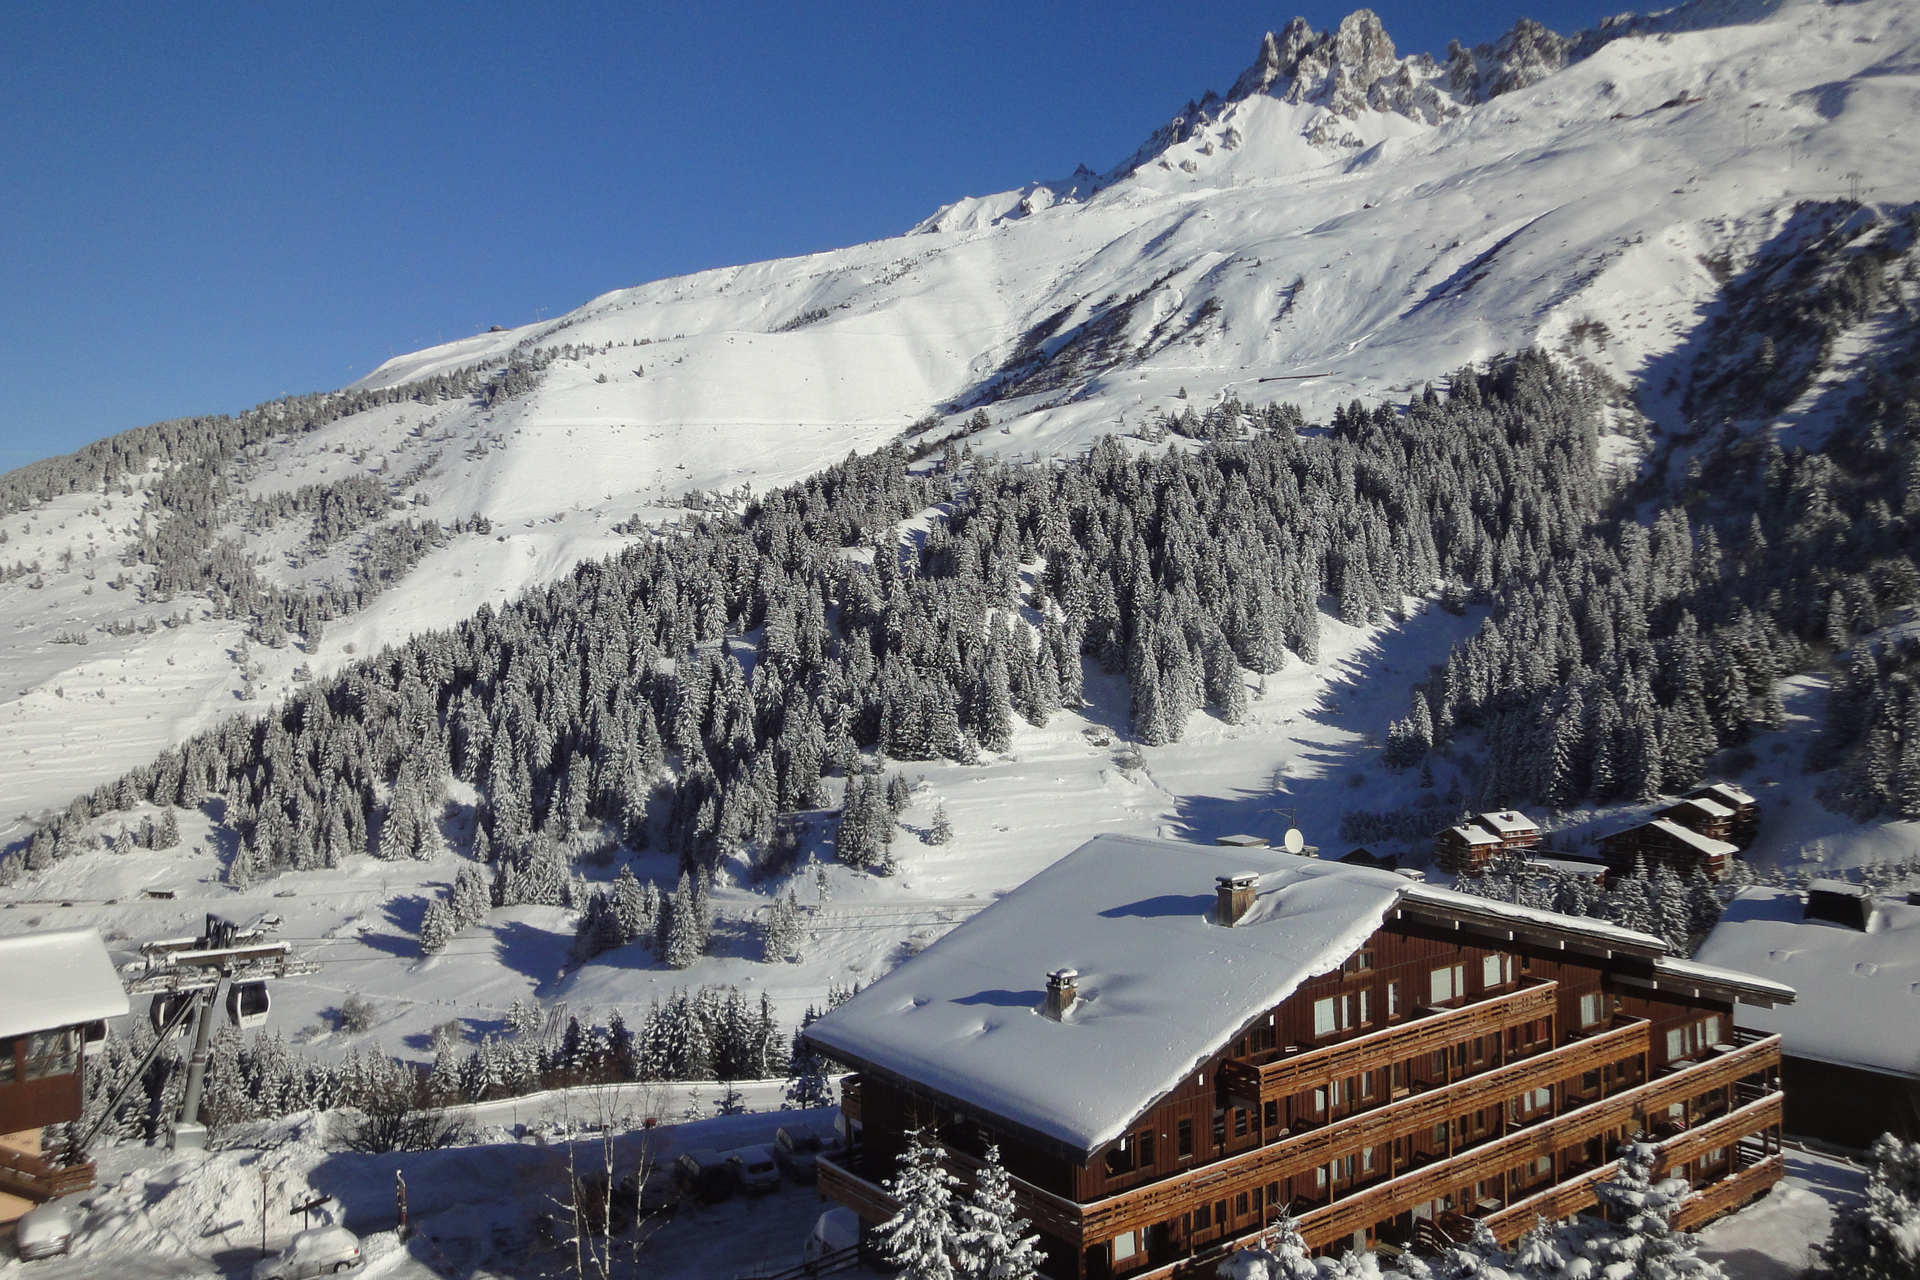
1599, 819, 1736, 881
817, 913, 1785, 1279
1685, 784, 1758, 848
1433, 812, 1540, 876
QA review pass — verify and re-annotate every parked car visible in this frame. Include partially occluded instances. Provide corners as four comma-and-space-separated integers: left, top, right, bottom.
251, 1225, 363, 1279
674, 1148, 738, 1203
13, 1200, 75, 1260
773, 1116, 846, 1182
727, 1144, 781, 1194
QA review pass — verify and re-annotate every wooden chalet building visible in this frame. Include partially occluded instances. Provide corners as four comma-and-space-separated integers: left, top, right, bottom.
1433, 811, 1541, 876
1696, 884, 1920, 1148
1685, 783, 1759, 849
0, 929, 128, 1230
804, 835, 1791, 1279
1599, 818, 1739, 881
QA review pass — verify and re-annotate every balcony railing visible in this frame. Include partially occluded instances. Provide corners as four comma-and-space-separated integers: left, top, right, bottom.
817, 1037, 1783, 1278
0, 1146, 95, 1201
1077, 1015, 1650, 1240
1290, 1034, 1781, 1248
1218, 980, 1561, 1106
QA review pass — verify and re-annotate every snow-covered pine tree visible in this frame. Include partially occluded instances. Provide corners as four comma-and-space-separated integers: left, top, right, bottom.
662, 871, 702, 969
784, 1009, 833, 1109
877, 1128, 960, 1280
952, 1143, 1044, 1280
1570, 1138, 1726, 1279
417, 898, 454, 955
1816, 1133, 1920, 1280
763, 890, 804, 963
451, 863, 491, 929
928, 802, 954, 845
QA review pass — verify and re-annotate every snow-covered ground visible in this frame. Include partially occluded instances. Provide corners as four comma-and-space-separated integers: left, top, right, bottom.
0, 1103, 1868, 1279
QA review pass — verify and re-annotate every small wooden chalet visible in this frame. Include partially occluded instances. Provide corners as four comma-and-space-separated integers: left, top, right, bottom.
1433, 810, 1539, 876
1600, 818, 1739, 881
1655, 798, 1737, 846
805, 835, 1792, 1278
1696, 885, 1920, 1148
0, 929, 128, 1229
1684, 783, 1758, 848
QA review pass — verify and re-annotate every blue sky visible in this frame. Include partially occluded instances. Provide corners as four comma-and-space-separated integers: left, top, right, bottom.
2, 0, 1611, 471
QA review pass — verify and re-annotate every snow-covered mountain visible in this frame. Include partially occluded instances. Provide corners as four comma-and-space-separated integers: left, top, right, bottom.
2, 0, 1916, 856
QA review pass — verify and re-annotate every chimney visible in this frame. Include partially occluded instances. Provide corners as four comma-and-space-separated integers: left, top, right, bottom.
1044, 968, 1079, 1020
1216, 873, 1259, 926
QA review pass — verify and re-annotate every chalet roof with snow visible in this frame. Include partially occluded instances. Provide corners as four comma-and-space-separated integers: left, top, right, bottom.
1477, 810, 1537, 836
1694, 886, 1918, 1077
0, 928, 130, 1039
1691, 782, 1756, 808
1640, 818, 1740, 858
1664, 796, 1734, 822
1445, 823, 1502, 846
803, 834, 1767, 1158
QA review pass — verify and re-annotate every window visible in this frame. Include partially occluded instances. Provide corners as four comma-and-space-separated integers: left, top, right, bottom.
1113, 1231, 1138, 1261
1579, 992, 1605, 1027
1137, 1130, 1155, 1167
1104, 1137, 1136, 1177
1666, 1027, 1688, 1061
1430, 963, 1466, 1005
1387, 981, 1402, 1018
1234, 1191, 1250, 1216
1312, 995, 1352, 1038
1359, 1070, 1374, 1098
1177, 1120, 1194, 1159
1701, 1015, 1722, 1048
1358, 988, 1373, 1025
0, 1037, 15, 1083
1483, 953, 1513, 987
1313, 1086, 1327, 1114
1194, 1204, 1211, 1229
1344, 949, 1375, 974
1361, 1145, 1375, 1174
1233, 1109, 1248, 1138
1263, 1101, 1279, 1130
23, 1029, 76, 1081
1315, 1165, 1329, 1189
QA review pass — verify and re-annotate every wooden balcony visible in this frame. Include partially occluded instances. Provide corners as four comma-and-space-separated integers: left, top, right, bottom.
1218, 981, 1560, 1107
0, 1146, 95, 1202
818, 1153, 894, 1225
1291, 1035, 1781, 1248
817, 1038, 1783, 1274
1656, 1093, 1782, 1171
1672, 1154, 1786, 1230
1077, 1016, 1649, 1240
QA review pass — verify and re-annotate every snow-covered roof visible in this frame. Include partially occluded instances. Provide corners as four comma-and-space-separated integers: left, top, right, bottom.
1664, 796, 1734, 822
803, 836, 1410, 1155
1694, 887, 1918, 1077
1477, 810, 1538, 835
1397, 882, 1670, 956
0, 928, 130, 1039
1646, 956, 1796, 1006
1644, 819, 1739, 857
1445, 823, 1503, 846
1692, 782, 1756, 808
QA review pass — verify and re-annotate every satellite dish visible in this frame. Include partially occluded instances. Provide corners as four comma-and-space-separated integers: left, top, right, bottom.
1282, 828, 1305, 854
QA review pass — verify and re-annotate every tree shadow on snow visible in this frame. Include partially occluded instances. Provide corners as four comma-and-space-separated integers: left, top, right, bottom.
491, 920, 576, 996
1162, 604, 1477, 857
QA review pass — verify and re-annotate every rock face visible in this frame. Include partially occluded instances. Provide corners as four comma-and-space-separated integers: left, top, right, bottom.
1225, 8, 1576, 126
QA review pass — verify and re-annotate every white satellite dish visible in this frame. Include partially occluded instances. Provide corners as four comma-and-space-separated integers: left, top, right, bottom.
1282, 827, 1305, 854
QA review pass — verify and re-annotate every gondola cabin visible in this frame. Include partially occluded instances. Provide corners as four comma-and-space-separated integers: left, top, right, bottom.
226, 982, 270, 1030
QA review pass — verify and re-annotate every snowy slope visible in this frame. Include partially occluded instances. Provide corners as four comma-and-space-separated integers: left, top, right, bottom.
3, 0, 1917, 842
